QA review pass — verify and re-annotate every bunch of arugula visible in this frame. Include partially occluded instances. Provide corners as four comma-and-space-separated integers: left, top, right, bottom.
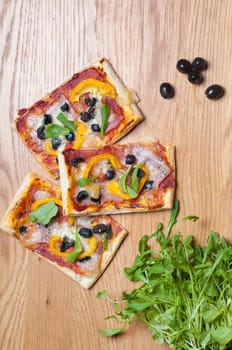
97, 200, 232, 350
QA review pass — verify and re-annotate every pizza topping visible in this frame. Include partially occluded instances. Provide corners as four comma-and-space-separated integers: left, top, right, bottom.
60, 236, 75, 252
31, 197, 62, 211
87, 183, 101, 202
44, 140, 58, 156
19, 226, 27, 235
45, 124, 70, 138
119, 163, 149, 199
76, 190, 89, 201
125, 154, 136, 165
91, 123, 101, 132
102, 233, 108, 251
51, 137, 61, 150
72, 122, 88, 149
37, 125, 46, 139
43, 114, 53, 124
71, 157, 84, 168
85, 97, 97, 107
80, 111, 92, 122
69, 79, 117, 103
79, 228, 93, 238
143, 180, 153, 190
93, 223, 109, 235
65, 131, 75, 142
29, 201, 59, 225
105, 170, 116, 180
83, 154, 121, 178
56, 112, 77, 131
100, 104, 111, 137
78, 177, 95, 187
60, 102, 70, 112
49, 235, 72, 258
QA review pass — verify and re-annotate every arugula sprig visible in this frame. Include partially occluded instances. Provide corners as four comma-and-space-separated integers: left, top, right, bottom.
29, 201, 59, 225
97, 200, 232, 349
119, 162, 144, 199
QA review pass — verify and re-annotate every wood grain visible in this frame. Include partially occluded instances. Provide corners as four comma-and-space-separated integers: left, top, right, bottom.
0, 0, 231, 349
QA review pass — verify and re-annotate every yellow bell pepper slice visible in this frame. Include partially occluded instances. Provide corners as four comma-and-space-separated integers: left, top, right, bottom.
106, 165, 149, 200
73, 121, 88, 149
31, 197, 62, 211
69, 79, 117, 102
78, 235, 98, 259
44, 140, 58, 156
83, 153, 122, 178
106, 181, 131, 200
49, 235, 69, 258
49, 234, 98, 260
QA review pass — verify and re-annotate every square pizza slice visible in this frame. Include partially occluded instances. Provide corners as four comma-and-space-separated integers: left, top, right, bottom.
58, 140, 175, 216
14, 59, 144, 179
0, 173, 127, 289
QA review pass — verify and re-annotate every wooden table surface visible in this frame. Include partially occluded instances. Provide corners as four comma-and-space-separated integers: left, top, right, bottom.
0, 1, 231, 349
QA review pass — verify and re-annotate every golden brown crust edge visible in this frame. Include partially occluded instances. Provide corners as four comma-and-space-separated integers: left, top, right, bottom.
0, 173, 37, 235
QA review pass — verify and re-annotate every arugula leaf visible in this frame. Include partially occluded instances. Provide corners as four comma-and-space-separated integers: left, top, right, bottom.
100, 104, 111, 137
119, 166, 132, 194
97, 199, 232, 350
102, 232, 108, 251
165, 199, 179, 237
29, 201, 58, 225
98, 328, 123, 337
119, 163, 145, 199
78, 176, 95, 187
67, 228, 83, 263
45, 124, 70, 138
56, 112, 77, 131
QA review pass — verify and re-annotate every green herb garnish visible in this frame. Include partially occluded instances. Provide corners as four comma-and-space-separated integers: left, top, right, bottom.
100, 104, 110, 137
29, 201, 58, 225
97, 200, 232, 349
78, 176, 95, 187
119, 162, 144, 199
67, 228, 83, 263
45, 124, 70, 138
102, 232, 108, 251
56, 112, 77, 131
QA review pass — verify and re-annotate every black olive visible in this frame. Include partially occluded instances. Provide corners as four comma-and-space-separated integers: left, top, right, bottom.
90, 196, 101, 204
143, 180, 153, 190
176, 58, 192, 74
192, 57, 208, 71
91, 124, 100, 132
126, 154, 136, 164
36, 125, 46, 139
78, 256, 91, 262
60, 237, 75, 252
160, 82, 175, 99
93, 223, 109, 234
85, 97, 97, 107
188, 69, 203, 84
65, 131, 75, 141
88, 106, 95, 118
205, 84, 225, 100
105, 170, 116, 180
43, 114, 52, 124
79, 227, 93, 238
80, 111, 92, 122
19, 226, 27, 235
76, 190, 88, 201
60, 102, 70, 112
51, 137, 61, 150
71, 157, 84, 168
137, 168, 145, 178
